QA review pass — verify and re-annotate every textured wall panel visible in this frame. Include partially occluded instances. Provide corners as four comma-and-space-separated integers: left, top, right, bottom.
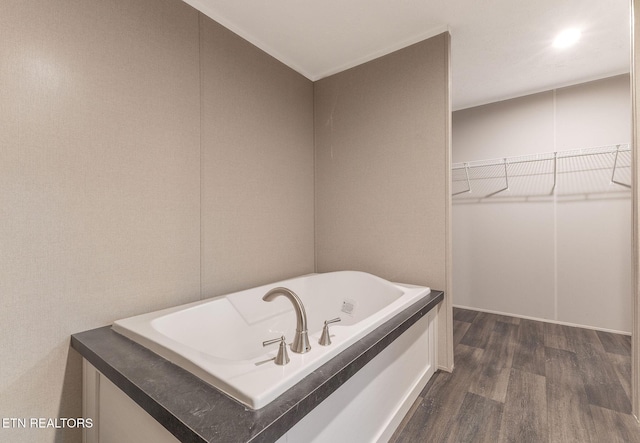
314, 33, 453, 369
314, 34, 449, 290
199, 16, 315, 297
0, 1, 201, 441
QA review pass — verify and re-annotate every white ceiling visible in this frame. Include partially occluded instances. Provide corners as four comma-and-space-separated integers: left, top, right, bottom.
183, 0, 631, 110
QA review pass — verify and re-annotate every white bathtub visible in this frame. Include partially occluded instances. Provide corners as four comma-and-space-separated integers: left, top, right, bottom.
112, 271, 431, 409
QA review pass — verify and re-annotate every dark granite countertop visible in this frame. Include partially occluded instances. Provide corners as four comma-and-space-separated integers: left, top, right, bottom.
71, 290, 444, 443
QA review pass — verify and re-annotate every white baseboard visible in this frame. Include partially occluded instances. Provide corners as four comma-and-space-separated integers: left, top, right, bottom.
453, 304, 631, 336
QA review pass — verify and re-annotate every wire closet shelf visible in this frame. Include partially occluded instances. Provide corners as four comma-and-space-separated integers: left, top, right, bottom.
452, 144, 631, 199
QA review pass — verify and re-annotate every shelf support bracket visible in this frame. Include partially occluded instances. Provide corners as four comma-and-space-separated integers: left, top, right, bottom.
549, 152, 557, 195
452, 163, 472, 196
485, 158, 509, 197
611, 144, 631, 189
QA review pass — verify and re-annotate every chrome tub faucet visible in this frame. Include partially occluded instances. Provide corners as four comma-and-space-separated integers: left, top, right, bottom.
262, 287, 311, 354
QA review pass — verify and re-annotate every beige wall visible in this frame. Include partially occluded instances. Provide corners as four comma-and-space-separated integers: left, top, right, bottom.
1, 1, 313, 442
200, 17, 315, 296
453, 75, 631, 163
314, 33, 453, 369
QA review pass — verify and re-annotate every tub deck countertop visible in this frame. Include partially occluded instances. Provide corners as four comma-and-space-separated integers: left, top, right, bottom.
71, 290, 444, 443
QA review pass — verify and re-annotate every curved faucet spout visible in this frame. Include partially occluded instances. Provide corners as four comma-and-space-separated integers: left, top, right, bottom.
262, 287, 311, 354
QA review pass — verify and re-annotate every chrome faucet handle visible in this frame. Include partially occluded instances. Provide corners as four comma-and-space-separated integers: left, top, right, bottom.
319, 317, 341, 346
263, 335, 290, 366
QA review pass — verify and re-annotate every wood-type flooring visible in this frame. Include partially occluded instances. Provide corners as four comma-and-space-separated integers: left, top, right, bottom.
390, 308, 640, 442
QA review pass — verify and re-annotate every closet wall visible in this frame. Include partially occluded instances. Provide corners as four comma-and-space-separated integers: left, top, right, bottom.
453, 74, 632, 333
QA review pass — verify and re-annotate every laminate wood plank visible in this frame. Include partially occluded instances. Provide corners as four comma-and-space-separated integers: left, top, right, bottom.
589, 405, 640, 443
467, 363, 511, 405
393, 372, 455, 443
608, 352, 632, 402
388, 395, 423, 443
564, 324, 605, 356
512, 318, 546, 377
544, 322, 604, 356
596, 330, 632, 356
578, 350, 632, 414
396, 344, 484, 443
545, 346, 598, 443
498, 368, 547, 443
488, 313, 520, 325
453, 307, 478, 323
550, 325, 632, 413
468, 321, 518, 403
459, 312, 497, 349
453, 320, 471, 347
544, 322, 571, 351
445, 392, 503, 443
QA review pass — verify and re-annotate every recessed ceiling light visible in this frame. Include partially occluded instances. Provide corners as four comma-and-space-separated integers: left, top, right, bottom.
553, 28, 581, 49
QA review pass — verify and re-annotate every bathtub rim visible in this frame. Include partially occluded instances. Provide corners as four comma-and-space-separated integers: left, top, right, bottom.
110, 271, 432, 409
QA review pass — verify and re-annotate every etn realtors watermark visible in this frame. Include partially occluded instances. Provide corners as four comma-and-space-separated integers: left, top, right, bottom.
2, 417, 93, 429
